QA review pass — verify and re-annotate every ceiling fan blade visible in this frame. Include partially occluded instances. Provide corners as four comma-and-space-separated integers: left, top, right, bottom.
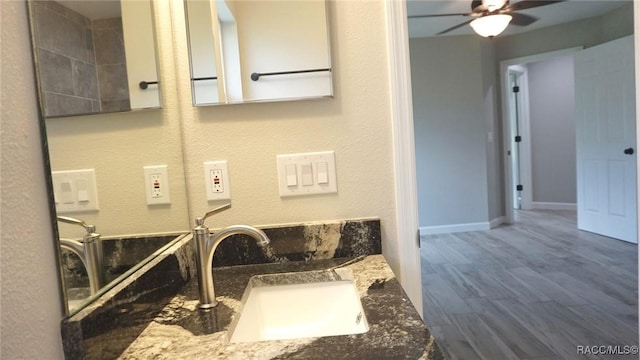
409, 12, 472, 19
505, 0, 566, 12
509, 12, 539, 26
436, 19, 474, 35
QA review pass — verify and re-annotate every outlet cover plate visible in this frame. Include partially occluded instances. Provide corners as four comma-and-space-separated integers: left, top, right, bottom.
144, 165, 171, 205
204, 161, 231, 201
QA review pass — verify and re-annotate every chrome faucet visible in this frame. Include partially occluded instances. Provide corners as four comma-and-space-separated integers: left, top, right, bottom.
192, 203, 270, 309
57, 216, 105, 294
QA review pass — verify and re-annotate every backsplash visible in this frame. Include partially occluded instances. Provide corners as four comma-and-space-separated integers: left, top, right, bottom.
213, 218, 382, 266
62, 234, 182, 290
61, 218, 381, 359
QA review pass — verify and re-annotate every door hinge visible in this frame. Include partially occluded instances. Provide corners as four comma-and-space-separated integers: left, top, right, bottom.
513, 86, 520, 93
516, 184, 523, 191
515, 135, 522, 142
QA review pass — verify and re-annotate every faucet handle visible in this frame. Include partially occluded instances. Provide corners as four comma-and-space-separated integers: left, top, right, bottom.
57, 215, 96, 234
196, 203, 231, 227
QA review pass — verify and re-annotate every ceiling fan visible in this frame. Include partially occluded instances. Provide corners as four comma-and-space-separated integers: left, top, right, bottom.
409, 0, 566, 38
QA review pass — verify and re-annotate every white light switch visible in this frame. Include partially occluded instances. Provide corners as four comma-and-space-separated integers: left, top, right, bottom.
61, 181, 74, 204
285, 164, 298, 186
317, 162, 329, 184
76, 179, 89, 202
301, 163, 313, 186
276, 151, 337, 197
52, 169, 99, 213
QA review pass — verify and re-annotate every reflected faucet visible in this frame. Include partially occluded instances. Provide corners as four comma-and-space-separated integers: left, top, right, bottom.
57, 216, 105, 294
192, 203, 270, 309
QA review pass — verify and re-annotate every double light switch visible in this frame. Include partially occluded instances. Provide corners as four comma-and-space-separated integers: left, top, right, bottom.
277, 151, 337, 197
52, 169, 99, 213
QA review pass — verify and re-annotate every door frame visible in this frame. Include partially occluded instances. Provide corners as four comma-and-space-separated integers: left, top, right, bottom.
385, 0, 423, 317
507, 65, 533, 210
499, 47, 583, 224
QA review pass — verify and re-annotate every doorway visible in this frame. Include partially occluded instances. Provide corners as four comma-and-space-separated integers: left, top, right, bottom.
501, 47, 582, 224
501, 40, 638, 244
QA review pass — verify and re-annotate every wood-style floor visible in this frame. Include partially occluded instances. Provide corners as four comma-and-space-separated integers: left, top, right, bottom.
421, 210, 638, 360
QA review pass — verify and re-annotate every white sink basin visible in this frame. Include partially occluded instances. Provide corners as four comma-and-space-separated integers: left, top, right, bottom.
228, 268, 369, 343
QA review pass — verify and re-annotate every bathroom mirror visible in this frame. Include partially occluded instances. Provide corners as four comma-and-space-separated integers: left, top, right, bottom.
29, 0, 161, 118
184, 0, 333, 106
28, 0, 191, 316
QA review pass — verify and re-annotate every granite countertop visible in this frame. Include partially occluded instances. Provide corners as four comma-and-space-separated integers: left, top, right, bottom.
117, 255, 443, 359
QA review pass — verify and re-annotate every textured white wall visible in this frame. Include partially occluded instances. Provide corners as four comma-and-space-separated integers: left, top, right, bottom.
1, 1, 65, 359
170, 0, 400, 272
44, 1, 399, 272
45, 0, 190, 238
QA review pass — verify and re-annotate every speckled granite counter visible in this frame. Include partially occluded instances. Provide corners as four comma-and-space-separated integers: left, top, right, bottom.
118, 255, 443, 359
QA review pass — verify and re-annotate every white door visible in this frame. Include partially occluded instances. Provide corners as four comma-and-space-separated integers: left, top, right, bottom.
575, 35, 637, 243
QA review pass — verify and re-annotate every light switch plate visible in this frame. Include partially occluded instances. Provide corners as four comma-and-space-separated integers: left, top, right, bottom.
52, 169, 99, 213
276, 151, 337, 197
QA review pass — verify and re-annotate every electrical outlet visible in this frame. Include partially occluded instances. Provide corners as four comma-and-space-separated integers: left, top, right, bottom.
144, 165, 170, 205
204, 161, 231, 200
151, 174, 163, 198
211, 169, 224, 193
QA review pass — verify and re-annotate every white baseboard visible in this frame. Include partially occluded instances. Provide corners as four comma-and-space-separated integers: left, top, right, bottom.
531, 202, 577, 211
420, 222, 490, 235
489, 216, 506, 228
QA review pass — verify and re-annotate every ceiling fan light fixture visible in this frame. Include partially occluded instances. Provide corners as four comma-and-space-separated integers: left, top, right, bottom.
469, 14, 512, 37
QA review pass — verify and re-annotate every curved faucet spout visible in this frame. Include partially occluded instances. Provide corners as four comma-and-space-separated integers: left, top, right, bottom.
209, 225, 270, 250
194, 224, 270, 309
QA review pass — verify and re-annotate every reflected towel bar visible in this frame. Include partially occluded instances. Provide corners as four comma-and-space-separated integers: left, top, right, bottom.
193, 76, 218, 81
139, 80, 158, 89
251, 68, 331, 81
140, 76, 218, 90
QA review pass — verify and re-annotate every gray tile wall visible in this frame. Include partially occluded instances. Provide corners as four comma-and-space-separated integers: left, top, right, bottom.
31, 1, 130, 117
93, 17, 130, 112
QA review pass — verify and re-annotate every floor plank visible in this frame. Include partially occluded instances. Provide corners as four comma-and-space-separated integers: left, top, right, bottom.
450, 313, 520, 360
465, 297, 555, 359
429, 325, 482, 360
421, 210, 638, 360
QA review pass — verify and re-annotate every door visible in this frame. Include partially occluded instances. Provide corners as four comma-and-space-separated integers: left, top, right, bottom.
575, 35, 637, 243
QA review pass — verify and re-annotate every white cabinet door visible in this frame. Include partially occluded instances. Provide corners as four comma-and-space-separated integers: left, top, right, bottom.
575, 35, 637, 243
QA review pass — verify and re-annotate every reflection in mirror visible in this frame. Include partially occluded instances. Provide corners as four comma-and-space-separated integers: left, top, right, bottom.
185, 0, 333, 106
27, 0, 190, 316
29, 0, 161, 118
60, 225, 184, 313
